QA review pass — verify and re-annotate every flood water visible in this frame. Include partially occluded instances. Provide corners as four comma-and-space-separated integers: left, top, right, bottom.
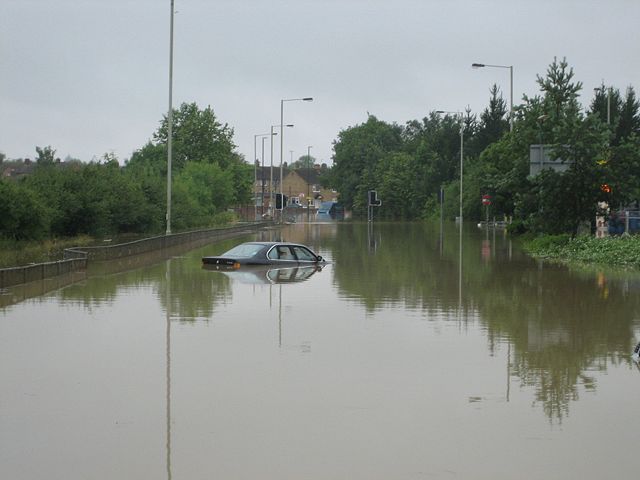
2, 222, 640, 479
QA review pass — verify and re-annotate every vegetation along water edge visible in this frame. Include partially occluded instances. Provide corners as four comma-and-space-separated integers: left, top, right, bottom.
523, 234, 640, 267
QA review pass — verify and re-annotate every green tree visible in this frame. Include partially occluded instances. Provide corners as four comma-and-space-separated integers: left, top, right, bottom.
153, 102, 237, 169
171, 162, 235, 230
290, 154, 316, 169
616, 87, 640, 142
329, 115, 403, 215
537, 56, 583, 121
35, 145, 57, 165
471, 84, 509, 154
0, 179, 50, 239
375, 152, 422, 219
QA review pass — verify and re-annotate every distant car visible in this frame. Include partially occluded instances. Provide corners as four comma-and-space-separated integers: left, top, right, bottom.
316, 201, 344, 219
202, 241, 325, 269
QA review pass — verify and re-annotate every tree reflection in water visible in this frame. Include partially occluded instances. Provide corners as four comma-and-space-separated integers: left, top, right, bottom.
326, 222, 640, 421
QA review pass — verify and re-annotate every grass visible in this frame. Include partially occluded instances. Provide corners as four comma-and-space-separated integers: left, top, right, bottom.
0, 236, 93, 269
523, 234, 640, 268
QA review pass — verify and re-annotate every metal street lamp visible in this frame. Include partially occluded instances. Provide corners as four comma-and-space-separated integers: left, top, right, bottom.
436, 110, 464, 224
254, 133, 271, 220
280, 97, 313, 221
261, 135, 270, 216
166, 0, 176, 234
307, 145, 312, 222
472, 62, 513, 132
270, 124, 293, 215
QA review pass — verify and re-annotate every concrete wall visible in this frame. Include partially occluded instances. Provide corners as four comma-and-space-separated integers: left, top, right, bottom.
0, 258, 87, 289
0, 222, 270, 288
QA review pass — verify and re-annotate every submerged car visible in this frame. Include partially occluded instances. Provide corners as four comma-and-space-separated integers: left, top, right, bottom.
202, 241, 324, 269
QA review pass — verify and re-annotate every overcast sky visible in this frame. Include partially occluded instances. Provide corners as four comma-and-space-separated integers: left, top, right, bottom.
2, 0, 639, 166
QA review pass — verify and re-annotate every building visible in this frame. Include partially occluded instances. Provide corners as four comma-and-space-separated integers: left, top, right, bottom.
253, 164, 338, 212
282, 167, 337, 209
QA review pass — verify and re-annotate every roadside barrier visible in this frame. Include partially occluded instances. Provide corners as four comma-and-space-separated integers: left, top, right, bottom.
0, 258, 87, 289
0, 222, 270, 288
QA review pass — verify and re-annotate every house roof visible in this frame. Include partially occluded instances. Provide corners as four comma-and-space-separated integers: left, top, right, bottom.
294, 168, 321, 184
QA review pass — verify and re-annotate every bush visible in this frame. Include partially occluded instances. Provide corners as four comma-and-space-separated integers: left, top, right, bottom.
0, 180, 50, 240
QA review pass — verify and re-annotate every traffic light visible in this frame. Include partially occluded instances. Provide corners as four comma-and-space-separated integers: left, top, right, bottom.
275, 193, 288, 210
368, 190, 382, 206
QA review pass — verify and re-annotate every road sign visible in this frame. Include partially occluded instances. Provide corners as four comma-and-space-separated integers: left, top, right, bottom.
482, 194, 491, 206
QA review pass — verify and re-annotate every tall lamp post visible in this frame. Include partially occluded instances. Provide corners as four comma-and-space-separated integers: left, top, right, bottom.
166, 0, 175, 234
436, 110, 464, 224
280, 97, 313, 220
306, 145, 312, 222
472, 63, 513, 132
254, 133, 272, 220
270, 124, 293, 215
261, 136, 270, 216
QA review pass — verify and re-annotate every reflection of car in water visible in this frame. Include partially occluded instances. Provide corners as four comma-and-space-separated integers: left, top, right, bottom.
316, 201, 344, 219
202, 241, 324, 269
203, 264, 324, 284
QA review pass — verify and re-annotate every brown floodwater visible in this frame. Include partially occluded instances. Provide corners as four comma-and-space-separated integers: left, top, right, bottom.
2, 221, 640, 479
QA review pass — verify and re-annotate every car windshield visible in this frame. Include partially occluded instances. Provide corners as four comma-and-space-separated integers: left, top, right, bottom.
223, 243, 263, 258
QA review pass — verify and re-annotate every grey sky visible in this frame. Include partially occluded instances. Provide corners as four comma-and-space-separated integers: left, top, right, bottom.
2, 0, 639, 166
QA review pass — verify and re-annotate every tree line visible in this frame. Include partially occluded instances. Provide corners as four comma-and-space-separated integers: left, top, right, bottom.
325, 57, 640, 235
0, 103, 253, 240
2, 57, 639, 241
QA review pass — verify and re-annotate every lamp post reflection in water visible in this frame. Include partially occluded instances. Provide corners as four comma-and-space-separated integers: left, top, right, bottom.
165, 258, 172, 480
459, 220, 462, 318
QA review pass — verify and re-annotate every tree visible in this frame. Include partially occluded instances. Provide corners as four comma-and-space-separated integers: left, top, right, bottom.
472, 84, 509, 154
290, 154, 317, 169
536, 57, 583, 121
35, 145, 57, 165
153, 102, 237, 170
171, 162, 235, 230
375, 152, 422, 219
616, 87, 640, 142
0, 179, 50, 239
329, 115, 403, 215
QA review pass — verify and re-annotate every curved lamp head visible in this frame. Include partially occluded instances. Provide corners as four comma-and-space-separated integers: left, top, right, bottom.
471, 63, 485, 68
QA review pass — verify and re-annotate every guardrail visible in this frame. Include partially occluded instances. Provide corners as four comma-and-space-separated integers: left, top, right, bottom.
0, 222, 271, 288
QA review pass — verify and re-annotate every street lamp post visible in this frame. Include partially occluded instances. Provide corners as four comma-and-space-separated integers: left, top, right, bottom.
280, 97, 313, 221
472, 63, 513, 132
254, 133, 271, 220
261, 136, 268, 216
436, 110, 464, 223
166, 0, 175, 234
307, 146, 312, 222
269, 124, 293, 216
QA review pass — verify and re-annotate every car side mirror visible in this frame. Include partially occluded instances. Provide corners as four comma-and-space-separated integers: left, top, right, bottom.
316, 255, 323, 262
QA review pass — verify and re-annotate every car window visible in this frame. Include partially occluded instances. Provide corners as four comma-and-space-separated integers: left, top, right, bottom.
224, 243, 263, 257
278, 246, 294, 260
292, 246, 317, 261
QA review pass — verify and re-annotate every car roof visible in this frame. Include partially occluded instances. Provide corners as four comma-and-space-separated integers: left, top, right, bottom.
243, 241, 304, 247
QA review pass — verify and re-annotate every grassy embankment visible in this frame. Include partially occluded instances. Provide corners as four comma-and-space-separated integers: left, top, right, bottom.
523, 234, 640, 268
0, 236, 94, 269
